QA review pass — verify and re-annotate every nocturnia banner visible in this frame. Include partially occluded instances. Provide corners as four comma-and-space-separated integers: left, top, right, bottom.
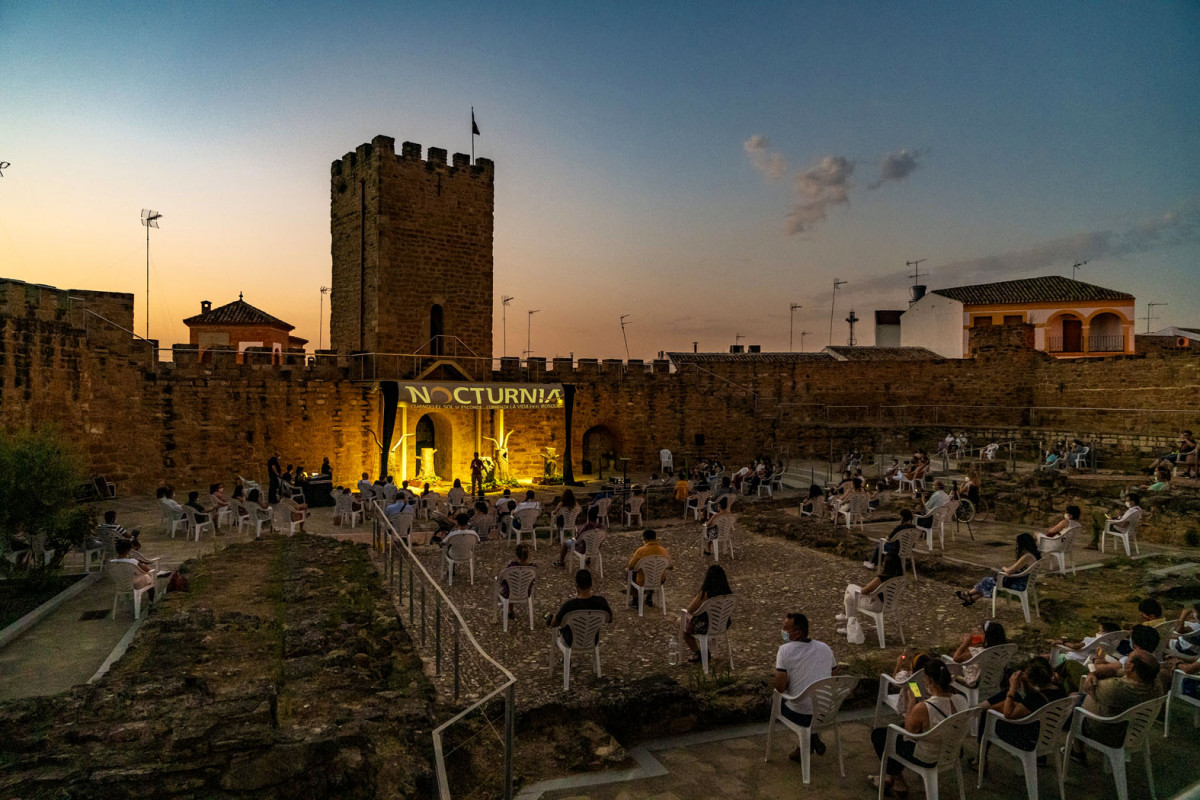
395, 381, 564, 409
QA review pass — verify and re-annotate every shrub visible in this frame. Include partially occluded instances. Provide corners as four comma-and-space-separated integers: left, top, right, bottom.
1186, 529, 1200, 548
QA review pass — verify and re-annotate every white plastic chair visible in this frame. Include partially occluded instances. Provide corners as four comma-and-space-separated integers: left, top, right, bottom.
237, 475, 259, 493
991, 558, 1049, 623
627, 555, 669, 617
1102, 510, 1142, 556
941, 643, 1019, 706
446, 487, 467, 514
1164, 668, 1200, 737
513, 507, 541, 550
108, 560, 152, 620
874, 668, 927, 728
623, 495, 645, 527
211, 497, 232, 530
1048, 630, 1128, 666
757, 478, 773, 498
573, 528, 607, 578
976, 695, 1076, 800
442, 535, 478, 586
839, 492, 870, 530
1064, 696, 1165, 800
683, 491, 708, 521
276, 497, 307, 535
877, 706, 981, 800
420, 492, 442, 520
162, 503, 187, 538
495, 565, 536, 632
249, 504, 274, 538
884, 527, 920, 580
182, 506, 215, 543
858, 576, 907, 649
593, 497, 612, 528
232, 498, 251, 533
1038, 520, 1081, 575
765, 675, 859, 784
799, 496, 826, 519
388, 511, 415, 545
770, 472, 784, 492
556, 506, 581, 544
703, 515, 736, 562
687, 595, 735, 675
550, 609, 608, 691
336, 491, 363, 528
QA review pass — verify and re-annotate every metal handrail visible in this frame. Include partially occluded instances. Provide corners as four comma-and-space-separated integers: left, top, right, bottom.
371, 500, 515, 800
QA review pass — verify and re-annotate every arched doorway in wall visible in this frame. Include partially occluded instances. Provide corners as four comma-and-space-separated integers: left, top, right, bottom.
581, 425, 618, 475
1089, 312, 1124, 353
414, 412, 453, 481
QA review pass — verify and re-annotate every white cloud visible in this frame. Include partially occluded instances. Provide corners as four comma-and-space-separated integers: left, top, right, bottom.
786, 156, 854, 234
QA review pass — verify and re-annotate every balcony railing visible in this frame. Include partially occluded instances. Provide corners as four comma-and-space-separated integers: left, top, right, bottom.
1047, 334, 1125, 354
1046, 336, 1080, 354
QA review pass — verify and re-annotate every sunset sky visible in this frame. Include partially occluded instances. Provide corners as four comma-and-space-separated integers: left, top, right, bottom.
3, 2, 1198, 359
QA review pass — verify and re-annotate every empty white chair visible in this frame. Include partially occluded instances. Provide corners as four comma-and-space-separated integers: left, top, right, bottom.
108, 560, 152, 620
977, 696, 1077, 800
874, 668, 927, 728
623, 495, 645, 527
237, 475, 259, 493
627, 555, 669, 617
1164, 668, 1200, 737
513, 507, 541, 550
1065, 696, 1165, 800
757, 478, 773, 498
1101, 509, 1142, 557
1038, 519, 1081, 575
770, 472, 784, 492
573, 527, 607, 578
495, 565, 536, 632
419, 491, 441, 520
686, 595, 736, 675
991, 558, 1049, 623
550, 609, 608, 691
442, 535, 478, 586
765, 675, 859, 784
702, 515, 737, 562
593, 497, 612, 528
876, 706, 981, 800
858, 576, 907, 649
942, 643, 1019, 707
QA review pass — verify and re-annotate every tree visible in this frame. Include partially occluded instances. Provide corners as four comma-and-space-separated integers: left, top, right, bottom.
0, 426, 93, 576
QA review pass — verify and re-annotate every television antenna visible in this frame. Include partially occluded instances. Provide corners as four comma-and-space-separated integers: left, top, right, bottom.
525, 309, 539, 358
1144, 302, 1167, 334
828, 278, 847, 346
799, 330, 812, 352
906, 259, 927, 286
1071, 260, 1089, 281
789, 303, 802, 351
734, 332, 745, 349
501, 295, 514, 357
140, 209, 163, 340
0, 161, 10, 177
318, 286, 330, 350
619, 314, 632, 359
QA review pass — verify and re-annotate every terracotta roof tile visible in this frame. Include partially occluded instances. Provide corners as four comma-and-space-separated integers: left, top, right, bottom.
183, 299, 294, 331
667, 352, 835, 364
823, 346, 942, 362
931, 276, 1133, 306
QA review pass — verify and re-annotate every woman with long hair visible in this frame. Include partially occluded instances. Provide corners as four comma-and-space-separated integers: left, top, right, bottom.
956, 534, 1040, 607
680, 564, 733, 662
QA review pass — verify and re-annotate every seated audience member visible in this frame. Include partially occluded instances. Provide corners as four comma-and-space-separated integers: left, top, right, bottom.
914, 480, 951, 529
674, 474, 692, 509
679, 564, 733, 663
1087, 492, 1141, 550
494, 488, 513, 510
385, 491, 416, 517
626, 529, 672, 608
1065, 439, 1089, 469
185, 491, 212, 524
1039, 505, 1081, 554
209, 483, 229, 516
357, 472, 373, 497
510, 490, 541, 536
158, 486, 184, 514
883, 651, 934, 717
1074, 650, 1165, 758
1052, 620, 1122, 665
625, 484, 645, 516
231, 485, 249, 523
381, 476, 399, 503
248, 488, 270, 511
774, 612, 837, 761
978, 656, 1067, 749
552, 489, 579, 535
800, 484, 823, 515
837, 554, 902, 640
97, 509, 140, 550
702, 496, 733, 557
708, 476, 735, 511
869, 656, 966, 794
446, 479, 466, 510
955, 534, 1040, 607
955, 471, 981, 508
1139, 466, 1173, 492
545, 569, 613, 647
438, 512, 478, 549
1088, 624, 1162, 682
866, 510, 915, 569
555, 505, 604, 568
498, 544, 535, 611
950, 620, 1008, 688
110, 540, 156, 602
1145, 430, 1197, 475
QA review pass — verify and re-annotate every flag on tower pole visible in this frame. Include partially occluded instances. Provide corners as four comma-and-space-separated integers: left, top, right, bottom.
471, 107, 479, 163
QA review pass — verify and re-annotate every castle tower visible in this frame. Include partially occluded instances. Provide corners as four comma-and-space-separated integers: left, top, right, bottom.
330, 135, 494, 368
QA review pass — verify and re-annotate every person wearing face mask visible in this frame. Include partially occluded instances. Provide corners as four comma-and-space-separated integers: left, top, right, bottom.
1038, 505, 1081, 555
772, 613, 837, 763
1087, 492, 1141, 551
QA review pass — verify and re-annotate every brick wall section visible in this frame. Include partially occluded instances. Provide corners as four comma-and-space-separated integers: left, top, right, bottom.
330, 136, 494, 365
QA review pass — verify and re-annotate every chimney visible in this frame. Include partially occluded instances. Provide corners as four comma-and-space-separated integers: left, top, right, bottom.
201, 300, 212, 313
730, 344, 744, 354
748, 344, 761, 353
693, 341, 698, 353
909, 285, 926, 305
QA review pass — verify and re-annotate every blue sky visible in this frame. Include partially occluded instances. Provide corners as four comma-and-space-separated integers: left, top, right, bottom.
2, 1, 1198, 356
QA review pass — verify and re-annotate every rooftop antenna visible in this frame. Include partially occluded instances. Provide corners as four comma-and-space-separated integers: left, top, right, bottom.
845, 308, 860, 346
140, 209, 163, 340
828, 278, 847, 346
1144, 302, 1167, 334
318, 286, 330, 350
789, 303, 802, 352
735, 332, 745, 349
1072, 260, 1089, 281
906, 259, 928, 286
501, 295, 514, 357
799, 330, 812, 352
619, 314, 632, 359
0, 161, 10, 177
525, 309, 539, 358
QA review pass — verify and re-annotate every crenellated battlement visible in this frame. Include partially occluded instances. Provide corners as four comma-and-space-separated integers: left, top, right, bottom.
331, 134, 494, 181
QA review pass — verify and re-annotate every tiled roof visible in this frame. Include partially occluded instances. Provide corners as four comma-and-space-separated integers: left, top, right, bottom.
823, 346, 942, 362
930, 276, 1133, 306
183, 299, 294, 330
875, 310, 903, 325
668, 352, 835, 364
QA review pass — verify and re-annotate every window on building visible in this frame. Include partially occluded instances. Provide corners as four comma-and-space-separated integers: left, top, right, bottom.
972, 316, 993, 327
1003, 315, 1022, 324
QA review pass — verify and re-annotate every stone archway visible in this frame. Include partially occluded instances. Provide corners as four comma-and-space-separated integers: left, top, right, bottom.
581, 424, 619, 475
414, 412, 453, 482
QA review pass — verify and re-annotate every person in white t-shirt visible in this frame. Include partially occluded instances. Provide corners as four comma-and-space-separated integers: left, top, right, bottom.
915, 480, 951, 529
773, 612, 837, 761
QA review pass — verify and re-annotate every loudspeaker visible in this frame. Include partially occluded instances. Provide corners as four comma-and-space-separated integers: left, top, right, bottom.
694, 433, 705, 447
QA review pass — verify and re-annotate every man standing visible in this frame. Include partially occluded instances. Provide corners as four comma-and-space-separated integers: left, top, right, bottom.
471, 452, 485, 498
267, 451, 282, 504
626, 529, 672, 609
774, 612, 837, 761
